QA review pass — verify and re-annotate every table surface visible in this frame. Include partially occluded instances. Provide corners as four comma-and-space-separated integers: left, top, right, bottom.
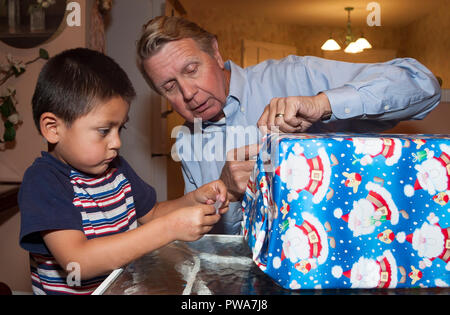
97, 235, 449, 295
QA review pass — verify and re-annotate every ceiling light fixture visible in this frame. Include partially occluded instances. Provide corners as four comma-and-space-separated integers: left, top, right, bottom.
321, 7, 372, 54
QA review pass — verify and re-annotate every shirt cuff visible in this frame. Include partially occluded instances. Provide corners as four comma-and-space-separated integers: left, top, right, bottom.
323, 85, 364, 120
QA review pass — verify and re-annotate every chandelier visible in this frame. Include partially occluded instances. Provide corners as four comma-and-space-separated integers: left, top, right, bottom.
321, 7, 372, 54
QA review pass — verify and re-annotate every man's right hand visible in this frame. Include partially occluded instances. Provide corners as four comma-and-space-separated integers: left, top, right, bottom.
220, 143, 260, 202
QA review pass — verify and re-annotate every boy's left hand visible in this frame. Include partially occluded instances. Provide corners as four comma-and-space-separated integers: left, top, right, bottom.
192, 180, 229, 214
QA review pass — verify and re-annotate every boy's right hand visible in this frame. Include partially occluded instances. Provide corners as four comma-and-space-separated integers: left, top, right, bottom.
168, 204, 220, 242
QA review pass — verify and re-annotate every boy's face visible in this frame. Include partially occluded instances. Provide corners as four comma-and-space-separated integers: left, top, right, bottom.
52, 97, 130, 175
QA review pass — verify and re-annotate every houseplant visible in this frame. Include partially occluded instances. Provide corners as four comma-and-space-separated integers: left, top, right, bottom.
0, 48, 49, 147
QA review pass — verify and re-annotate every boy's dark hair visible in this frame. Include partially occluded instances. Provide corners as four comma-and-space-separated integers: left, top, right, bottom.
32, 47, 136, 134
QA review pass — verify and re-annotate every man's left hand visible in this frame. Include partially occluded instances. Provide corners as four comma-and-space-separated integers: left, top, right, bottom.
257, 93, 332, 133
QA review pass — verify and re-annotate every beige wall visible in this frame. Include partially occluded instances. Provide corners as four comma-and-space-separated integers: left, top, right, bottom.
182, 6, 406, 66
403, 0, 450, 88
182, 2, 449, 136
0, 0, 88, 182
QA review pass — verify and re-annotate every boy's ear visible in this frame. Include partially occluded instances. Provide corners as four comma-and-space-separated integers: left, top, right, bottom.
39, 112, 63, 144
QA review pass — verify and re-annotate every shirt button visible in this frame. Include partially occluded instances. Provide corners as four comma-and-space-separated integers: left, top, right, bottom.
384, 105, 390, 110
344, 107, 351, 114
240, 107, 245, 113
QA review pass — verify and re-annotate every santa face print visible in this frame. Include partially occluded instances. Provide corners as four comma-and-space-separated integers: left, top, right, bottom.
348, 199, 378, 236
334, 182, 400, 237
279, 154, 310, 191
415, 158, 448, 195
352, 137, 403, 166
349, 256, 381, 288
281, 221, 311, 263
411, 222, 445, 259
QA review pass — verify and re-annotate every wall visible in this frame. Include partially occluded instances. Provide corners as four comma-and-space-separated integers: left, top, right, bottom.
181, 6, 406, 67
0, 1, 88, 181
181, 2, 448, 91
182, 3, 449, 135
403, 0, 450, 89
105, 0, 167, 202
0, 0, 90, 293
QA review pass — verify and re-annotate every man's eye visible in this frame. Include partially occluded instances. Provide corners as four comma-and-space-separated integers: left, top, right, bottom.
161, 81, 176, 92
186, 64, 198, 74
163, 82, 176, 93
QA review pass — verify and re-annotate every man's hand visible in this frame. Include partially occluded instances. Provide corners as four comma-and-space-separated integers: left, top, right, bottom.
220, 143, 260, 202
257, 93, 332, 133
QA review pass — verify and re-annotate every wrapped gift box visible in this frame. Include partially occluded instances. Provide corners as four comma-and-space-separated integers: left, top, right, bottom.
242, 134, 450, 290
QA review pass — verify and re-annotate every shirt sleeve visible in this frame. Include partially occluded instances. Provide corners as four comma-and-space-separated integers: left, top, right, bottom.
297, 56, 441, 122
118, 157, 157, 219
19, 166, 83, 255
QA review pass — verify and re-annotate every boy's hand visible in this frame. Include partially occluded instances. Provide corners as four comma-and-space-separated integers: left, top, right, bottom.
168, 204, 220, 242
191, 180, 229, 214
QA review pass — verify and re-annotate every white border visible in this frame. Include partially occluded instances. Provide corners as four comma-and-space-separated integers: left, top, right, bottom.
91, 268, 123, 295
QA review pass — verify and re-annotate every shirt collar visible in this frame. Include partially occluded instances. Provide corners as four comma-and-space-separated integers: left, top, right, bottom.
225, 60, 246, 104
200, 60, 246, 130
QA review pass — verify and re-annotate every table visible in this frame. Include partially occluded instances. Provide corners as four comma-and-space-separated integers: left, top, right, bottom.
94, 234, 449, 295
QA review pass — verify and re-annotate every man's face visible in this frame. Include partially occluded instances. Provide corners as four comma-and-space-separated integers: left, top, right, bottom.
143, 38, 229, 122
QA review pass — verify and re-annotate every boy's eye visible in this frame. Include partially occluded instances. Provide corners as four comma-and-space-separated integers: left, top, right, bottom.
98, 128, 110, 136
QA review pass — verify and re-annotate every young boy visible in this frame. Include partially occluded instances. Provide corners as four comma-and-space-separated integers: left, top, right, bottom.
19, 48, 228, 295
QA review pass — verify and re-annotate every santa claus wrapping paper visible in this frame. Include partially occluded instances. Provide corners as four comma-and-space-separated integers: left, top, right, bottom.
242, 134, 450, 290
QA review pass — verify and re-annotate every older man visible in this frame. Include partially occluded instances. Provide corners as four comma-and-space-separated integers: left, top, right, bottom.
137, 16, 441, 234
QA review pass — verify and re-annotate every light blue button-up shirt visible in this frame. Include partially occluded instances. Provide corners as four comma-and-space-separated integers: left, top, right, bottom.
175, 55, 441, 235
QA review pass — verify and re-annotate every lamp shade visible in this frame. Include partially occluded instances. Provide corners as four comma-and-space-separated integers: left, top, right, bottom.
344, 41, 363, 53
354, 37, 372, 50
321, 38, 341, 51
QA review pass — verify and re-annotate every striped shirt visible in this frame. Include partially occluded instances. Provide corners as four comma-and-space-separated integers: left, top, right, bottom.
19, 152, 156, 295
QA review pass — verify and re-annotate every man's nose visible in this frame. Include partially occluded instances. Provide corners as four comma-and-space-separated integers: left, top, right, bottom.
179, 79, 197, 102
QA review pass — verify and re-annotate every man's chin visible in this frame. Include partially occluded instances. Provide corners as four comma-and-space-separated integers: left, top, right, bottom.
207, 110, 225, 122
201, 107, 225, 122
189, 108, 224, 123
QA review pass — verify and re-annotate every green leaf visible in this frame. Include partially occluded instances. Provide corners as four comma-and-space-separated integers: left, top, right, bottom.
0, 96, 14, 118
3, 121, 15, 142
39, 48, 49, 60
12, 66, 25, 77
4, 120, 13, 129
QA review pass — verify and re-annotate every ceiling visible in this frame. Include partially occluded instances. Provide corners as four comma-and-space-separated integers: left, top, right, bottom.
179, 0, 445, 27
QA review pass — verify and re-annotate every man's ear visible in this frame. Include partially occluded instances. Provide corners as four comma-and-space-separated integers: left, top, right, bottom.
40, 112, 62, 144
211, 38, 225, 69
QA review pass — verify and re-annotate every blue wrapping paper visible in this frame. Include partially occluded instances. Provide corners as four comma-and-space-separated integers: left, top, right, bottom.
242, 134, 450, 290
